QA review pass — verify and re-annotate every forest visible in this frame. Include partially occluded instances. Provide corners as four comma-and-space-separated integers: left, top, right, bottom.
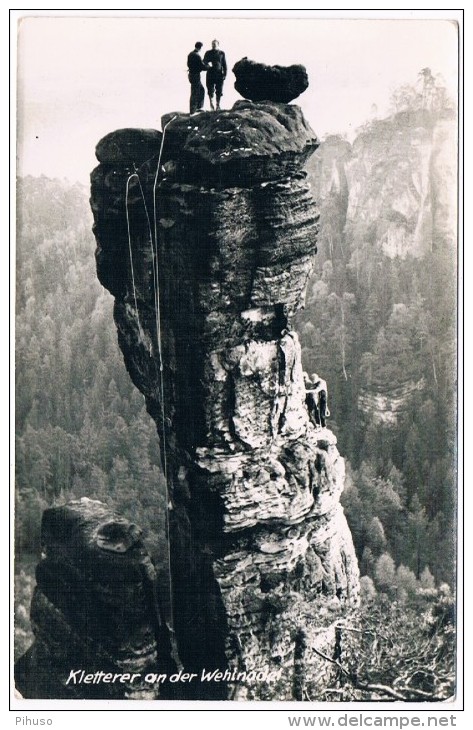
14, 71, 457, 700
297, 69, 457, 593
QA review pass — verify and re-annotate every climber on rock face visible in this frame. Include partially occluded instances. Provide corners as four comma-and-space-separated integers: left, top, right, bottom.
304, 372, 320, 429
187, 42, 209, 114
311, 373, 329, 428
304, 372, 330, 430
203, 39, 227, 110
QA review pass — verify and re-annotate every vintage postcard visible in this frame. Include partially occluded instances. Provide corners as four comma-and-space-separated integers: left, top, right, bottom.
11, 9, 462, 717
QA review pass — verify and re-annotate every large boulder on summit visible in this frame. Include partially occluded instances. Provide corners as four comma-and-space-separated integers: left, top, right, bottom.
233, 58, 309, 104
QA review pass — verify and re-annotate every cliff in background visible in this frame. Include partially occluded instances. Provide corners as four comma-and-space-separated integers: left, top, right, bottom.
89, 100, 359, 700
302, 106, 457, 428
306, 109, 456, 260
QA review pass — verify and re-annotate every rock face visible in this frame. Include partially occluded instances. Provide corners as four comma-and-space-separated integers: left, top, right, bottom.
15, 498, 176, 699
350, 112, 456, 259
233, 58, 309, 103
302, 110, 456, 425
161, 100, 317, 186
96, 128, 163, 165
90, 100, 359, 700
306, 110, 457, 261
358, 379, 425, 425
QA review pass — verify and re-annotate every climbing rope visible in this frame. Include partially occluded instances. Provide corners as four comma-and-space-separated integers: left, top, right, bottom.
150, 116, 177, 486
124, 118, 179, 659
150, 117, 178, 652
125, 174, 144, 335
152, 116, 177, 376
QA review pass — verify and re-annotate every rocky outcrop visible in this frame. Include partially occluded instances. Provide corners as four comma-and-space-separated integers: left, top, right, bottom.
15, 498, 176, 699
161, 100, 318, 186
305, 135, 351, 209
96, 128, 163, 165
310, 110, 458, 260
358, 379, 425, 425
233, 58, 309, 103
301, 109, 456, 425
90, 100, 359, 700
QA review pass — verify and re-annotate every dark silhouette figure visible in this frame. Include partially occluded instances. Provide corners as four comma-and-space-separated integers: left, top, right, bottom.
203, 39, 227, 110
304, 372, 329, 429
187, 42, 208, 113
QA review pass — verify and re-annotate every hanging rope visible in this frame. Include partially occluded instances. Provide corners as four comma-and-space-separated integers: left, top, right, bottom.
149, 117, 177, 652
152, 116, 177, 377
124, 117, 180, 661
125, 174, 144, 335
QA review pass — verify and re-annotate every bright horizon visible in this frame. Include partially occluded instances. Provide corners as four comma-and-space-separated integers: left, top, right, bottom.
16, 15, 458, 185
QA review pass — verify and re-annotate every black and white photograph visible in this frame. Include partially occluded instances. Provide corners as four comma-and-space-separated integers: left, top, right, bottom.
11, 9, 462, 715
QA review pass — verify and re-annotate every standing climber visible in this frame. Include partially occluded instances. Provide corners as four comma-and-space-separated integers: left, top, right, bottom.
203, 39, 227, 110
311, 373, 329, 428
187, 42, 209, 113
304, 372, 320, 429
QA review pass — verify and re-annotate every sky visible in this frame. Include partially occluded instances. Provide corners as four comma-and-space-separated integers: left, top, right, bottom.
15, 12, 459, 184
